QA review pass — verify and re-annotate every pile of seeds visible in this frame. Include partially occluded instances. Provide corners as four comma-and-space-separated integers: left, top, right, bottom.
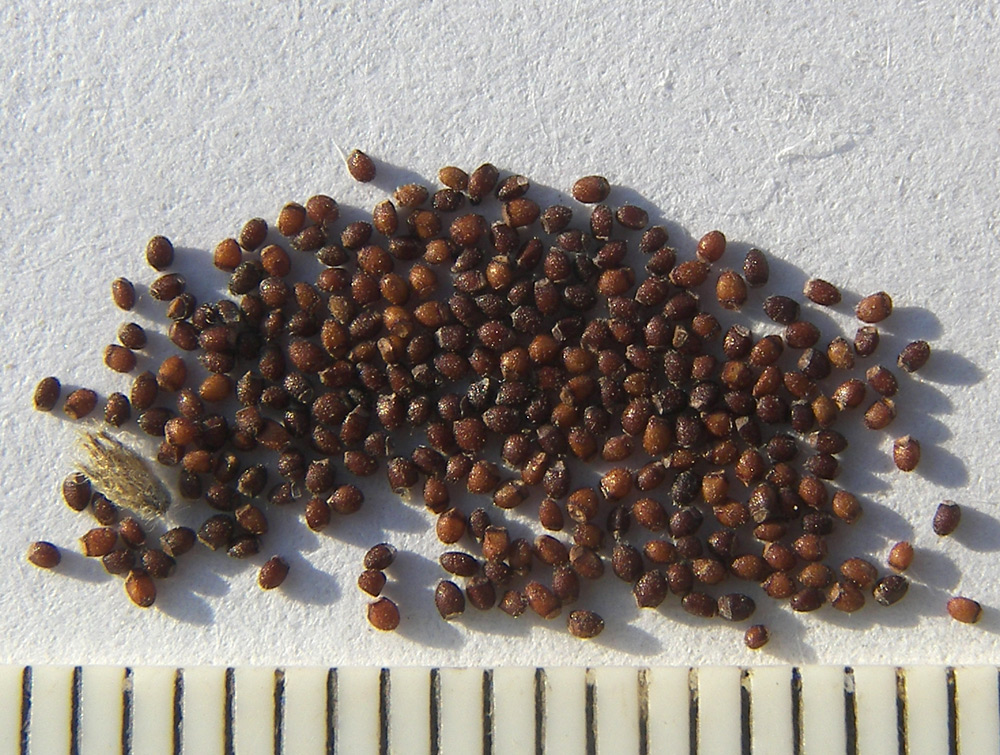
29, 152, 982, 647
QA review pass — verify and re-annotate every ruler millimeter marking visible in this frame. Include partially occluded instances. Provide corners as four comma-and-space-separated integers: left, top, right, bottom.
5, 665, 998, 754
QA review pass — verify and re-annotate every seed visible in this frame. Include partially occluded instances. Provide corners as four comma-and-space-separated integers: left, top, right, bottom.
358, 569, 387, 597
616, 205, 648, 230
27, 541, 60, 568
802, 279, 841, 306
91, 493, 118, 525
716, 270, 747, 310
828, 581, 865, 612
434, 580, 465, 620
718, 594, 755, 622
893, 436, 920, 472
790, 588, 824, 612
857, 291, 892, 323
198, 514, 234, 550
80, 527, 117, 557
763, 295, 799, 324
567, 610, 604, 639
227, 535, 260, 559
762, 572, 796, 600
149, 273, 185, 301
101, 548, 135, 574
933, 501, 961, 536
866, 365, 898, 397
365, 597, 400, 631
681, 592, 717, 618
744, 625, 769, 650
111, 278, 136, 310
669, 260, 710, 289
64, 388, 97, 419
364, 543, 396, 571
125, 570, 156, 607
947, 597, 982, 624
304, 498, 331, 531
694, 230, 725, 263
61, 472, 92, 512
329, 485, 364, 515
633, 570, 668, 608
888, 541, 914, 571
466, 575, 498, 610
854, 326, 880, 357
33, 377, 61, 411
141, 549, 176, 579
898, 341, 931, 373
159, 527, 196, 558
258, 556, 290, 590
118, 517, 146, 549
832, 378, 866, 409
571, 175, 611, 204
863, 398, 896, 430
873, 575, 909, 606
346, 149, 376, 182
521, 581, 558, 618
504, 198, 541, 228
832, 491, 862, 524
438, 166, 469, 191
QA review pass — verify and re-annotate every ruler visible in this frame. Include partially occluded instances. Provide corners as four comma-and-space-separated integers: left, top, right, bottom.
2, 665, 997, 754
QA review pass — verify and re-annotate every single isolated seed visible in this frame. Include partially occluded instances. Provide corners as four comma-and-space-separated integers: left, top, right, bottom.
744, 625, 770, 650
435, 580, 465, 619
947, 597, 982, 624
567, 610, 605, 639
364, 543, 397, 571
111, 278, 136, 310
27, 541, 60, 568
346, 149, 376, 182
888, 541, 914, 571
145, 236, 174, 270
873, 575, 909, 606
933, 501, 961, 536
893, 436, 920, 472
33, 377, 61, 411
125, 569, 156, 607
258, 556, 290, 590
857, 291, 893, 323
571, 175, 611, 204
898, 341, 931, 373
803, 279, 841, 306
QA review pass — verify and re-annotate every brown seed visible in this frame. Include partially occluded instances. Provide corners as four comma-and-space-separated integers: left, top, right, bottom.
125, 570, 156, 608
367, 597, 400, 631
696, 230, 726, 263
763, 572, 796, 600
863, 398, 896, 430
803, 279, 841, 306
117, 322, 147, 351
790, 587, 824, 612
82, 529, 118, 557
744, 625, 769, 650
198, 514, 234, 550
740, 248, 768, 287
141, 549, 176, 579
364, 543, 397, 571
111, 277, 136, 310
826, 337, 854, 371
213, 238, 242, 271
118, 517, 146, 549
466, 575, 497, 610
933, 501, 961, 536
857, 291, 893, 323
682, 592, 717, 618
947, 597, 982, 624
571, 175, 611, 204
64, 388, 98, 419
149, 273, 185, 301
33, 377, 61, 411
763, 295, 799, 324
832, 491, 863, 524
718, 593, 756, 622
828, 581, 865, 613
346, 149, 376, 182
156, 356, 187, 393
873, 575, 908, 606
521, 581, 558, 618
898, 341, 931, 373
101, 548, 135, 575
503, 198, 541, 228
840, 557, 878, 588
866, 365, 898, 397
568, 610, 605, 639
888, 541, 914, 571
91, 494, 118, 525
145, 235, 174, 270
893, 436, 920, 472
227, 535, 260, 559
62, 472, 92, 512
716, 270, 747, 310
358, 569, 387, 597
854, 326, 880, 357
633, 570, 668, 608
616, 205, 648, 230
438, 166, 469, 191
435, 580, 465, 619
27, 541, 60, 568
258, 556, 290, 590
160, 527, 196, 558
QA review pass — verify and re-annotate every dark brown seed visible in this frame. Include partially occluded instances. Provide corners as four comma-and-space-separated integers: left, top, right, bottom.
696, 230, 726, 263
744, 625, 769, 650
160, 527, 196, 558
827, 581, 865, 612
258, 556, 289, 590
873, 575, 908, 606
763, 295, 799, 324
145, 236, 174, 270
125, 570, 156, 607
803, 279, 841, 306
329, 485, 364, 515
440, 552, 479, 578
64, 388, 97, 419
62, 472, 91, 512
790, 588, 824, 612
888, 541, 914, 571
571, 175, 611, 204
740, 248, 768, 287
863, 398, 896, 430
33, 377, 61, 411
933, 501, 961, 536
111, 278, 136, 310
898, 341, 931, 373
91, 494, 118, 525
893, 436, 920, 472
141, 549, 176, 579
763, 572, 796, 600
198, 515, 234, 550
682, 592, 717, 618
367, 597, 400, 630
718, 593, 755, 622
149, 273, 185, 301
866, 366, 898, 397
947, 597, 982, 624
117, 322, 147, 351
854, 326, 880, 357
633, 570, 668, 608
568, 610, 605, 639
524, 581, 560, 618
27, 541, 60, 568
101, 548, 135, 575
118, 517, 146, 549
840, 557, 878, 588
504, 198, 540, 228
616, 205, 648, 230
435, 580, 465, 619
358, 569, 387, 597
346, 149, 376, 182
466, 575, 497, 610
227, 535, 259, 559
857, 292, 893, 323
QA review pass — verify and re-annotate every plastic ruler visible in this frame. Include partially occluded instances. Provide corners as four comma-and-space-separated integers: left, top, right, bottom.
2, 664, 998, 754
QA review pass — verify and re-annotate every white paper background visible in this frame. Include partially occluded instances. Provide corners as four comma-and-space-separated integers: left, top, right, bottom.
1, 0, 999, 667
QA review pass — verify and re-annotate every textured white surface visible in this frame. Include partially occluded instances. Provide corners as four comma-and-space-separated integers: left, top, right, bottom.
1, 0, 999, 668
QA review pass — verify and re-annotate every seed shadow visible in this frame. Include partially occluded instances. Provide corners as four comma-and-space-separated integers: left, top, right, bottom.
919, 349, 984, 387
881, 306, 945, 342
906, 547, 962, 592
363, 158, 432, 199
950, 507, 1000, 553
743, 602, 819, 664
53, 549, 114, 584
390, 550, 468, 648
154, 582, 216, 626
970, 604, 1000, 635
280, 550, 341, 606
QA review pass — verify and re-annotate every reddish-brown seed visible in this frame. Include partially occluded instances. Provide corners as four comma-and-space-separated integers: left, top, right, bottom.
157, 356, 187, 393
27, 541, 60, 568
347, 150, 376, 182
214, 238, 242, 271
947, 597, 982, 624
145, 236, 174, 270
840, 557, 878, 588
364, 543, 397, 571
567, 610, 605, 639
933, 501, 961, 536
125, 570, 156, 607
358, 569, 387, 597
160, 527, 196, 558
435, 580, 466, 619
33, 377, 61, 411
716, 270, 747, 310
258, 556, 290, 589
873, 575, 909, 606
64, 388, 98, 419
857, 291, 893, 323
898, 341, 931, 373
828, 581, 865, 612
803, 279, 841, 306
111, 278, 136, 310
697, 230, 726, 263
571, 176, 611, 204
525, 581, 561, 619
888, 541, 914, 571
892, 436, 920, 471
62, 472, 91, 511
832, 490, 863, 524
438, 166, 469, 191
367, 597, 401, 630
744, 625, 770, 650
863, 398, 896, 430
